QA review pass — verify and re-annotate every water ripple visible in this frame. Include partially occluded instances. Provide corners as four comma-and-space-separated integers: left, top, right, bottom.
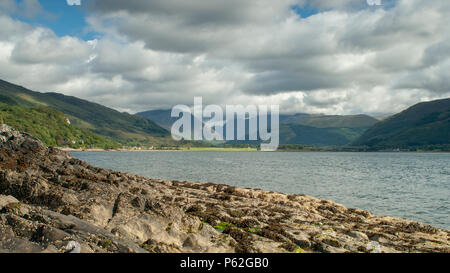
72, 151, 450, 229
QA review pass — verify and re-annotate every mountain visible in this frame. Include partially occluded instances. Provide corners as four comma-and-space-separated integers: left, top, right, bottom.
279, 124, 361, 146
0, 103, 119, 149
137, 109, 208, 142
138, 109, 378, 146
354, 98, 450, 148
279, 113, 312, 125
0, 79, 170, 145
285, 114, 378, 128
137, 109, 175, 131
279, 114, 378, 146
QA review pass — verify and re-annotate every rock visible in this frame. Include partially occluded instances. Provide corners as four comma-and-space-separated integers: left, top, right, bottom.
369, 234, 390, 244
0, 237, 46, 253
0, 125, 449, 253
366, 241, 382, 253
32, 225, 72, 243
0, 195, 19, 210
347, 230, 369, 241
316, 242, 348, 253
183, 235, 201, 249
66, 241, 81, 253
286, 230, 311, 249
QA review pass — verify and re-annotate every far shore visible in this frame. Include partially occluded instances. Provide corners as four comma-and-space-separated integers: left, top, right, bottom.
58, 147, 259, 152
58, 147, 450, 153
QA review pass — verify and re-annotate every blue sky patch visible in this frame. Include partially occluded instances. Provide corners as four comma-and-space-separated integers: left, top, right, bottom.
291, 4, 319, 19
12, 0, 97, 40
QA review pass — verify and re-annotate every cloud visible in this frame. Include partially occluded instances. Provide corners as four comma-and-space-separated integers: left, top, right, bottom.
0, 0, 16, 14
0, 0, 54, 20
0, 0, 449, 116
67, 0, 81, 6
10, 28, 92, 65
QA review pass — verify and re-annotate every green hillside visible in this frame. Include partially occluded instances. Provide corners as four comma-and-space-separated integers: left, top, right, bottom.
293, 114, 378, 129
137, 109, 178, 131
278, 114, 378, 146
0, 79, 170, 146
0, 103, 120, 149
139, 109, 377, 146
279, 124, 366, 146
354, 98, 450, 149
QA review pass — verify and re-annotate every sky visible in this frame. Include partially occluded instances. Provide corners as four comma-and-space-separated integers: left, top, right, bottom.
0, 0, 449, 115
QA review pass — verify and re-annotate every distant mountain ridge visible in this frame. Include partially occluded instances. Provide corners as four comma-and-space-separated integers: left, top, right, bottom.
0, 79, 170, 146
137, 109, 379, 146
5, 78, 445, 150
283, 114, 378, 128
354, 98, 450, 148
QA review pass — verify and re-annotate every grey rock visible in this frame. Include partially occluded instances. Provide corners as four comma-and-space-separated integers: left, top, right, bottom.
317, 242, 348, 253
347, 230, 369, 241
0, 195, 19, 210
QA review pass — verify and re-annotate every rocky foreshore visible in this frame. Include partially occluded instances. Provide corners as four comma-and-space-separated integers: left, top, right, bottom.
0, 124, 448, 253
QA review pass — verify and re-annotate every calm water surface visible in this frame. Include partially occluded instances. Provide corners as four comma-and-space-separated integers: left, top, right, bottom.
72, 151, 450, 229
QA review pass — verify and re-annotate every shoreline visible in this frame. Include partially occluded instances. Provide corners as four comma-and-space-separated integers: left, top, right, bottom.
1, 124, 449, 253
60, 147, 450, 154
60, 147, 259, 152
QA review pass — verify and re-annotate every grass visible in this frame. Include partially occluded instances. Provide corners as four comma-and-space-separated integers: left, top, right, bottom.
293, 246, 306, 253
4, 202, 22, 215
247, 226, 262, 234
214, 222, 233, 232
0, 103, 120, 149
99, 238, 113, 250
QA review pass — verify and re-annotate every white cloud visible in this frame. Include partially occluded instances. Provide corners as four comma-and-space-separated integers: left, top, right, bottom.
67, 0, 81, 6
10, 28, 92, 65
0, 0, 449, 115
